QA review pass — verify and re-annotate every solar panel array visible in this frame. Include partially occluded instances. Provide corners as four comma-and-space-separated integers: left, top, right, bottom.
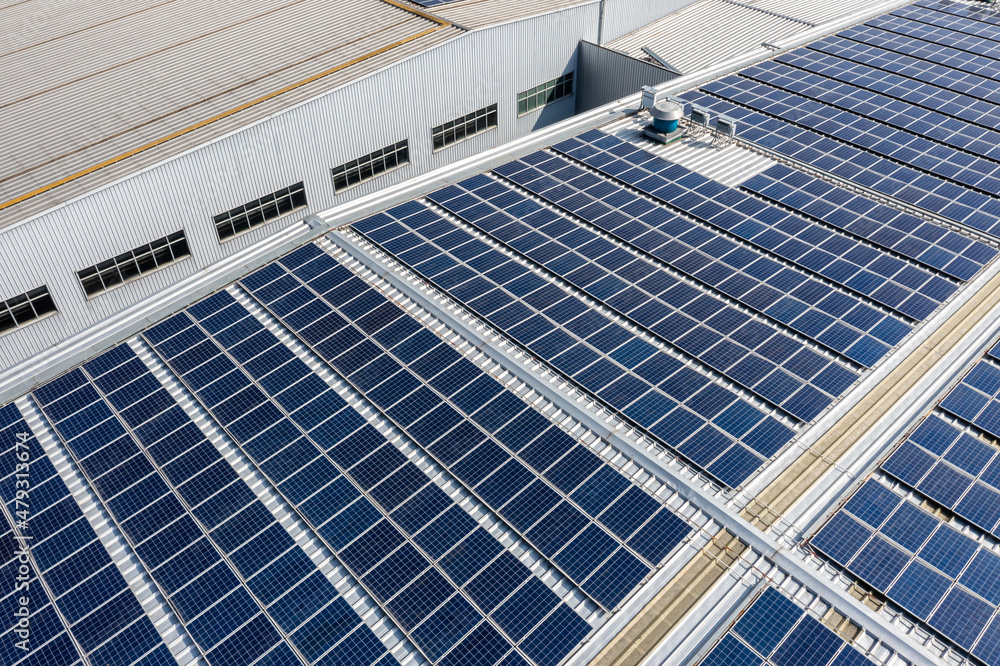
698, 587, 876, 666
354, 202, 794, 488
742, 166, 995, 283
1, 403, 173, 666
239, 244, 692, 611
145, 283, 598, 666
812, 479, 1000, 664
681, 0, 1000, 235
33, 348, 384, 666
430, 168, 853, 421
813, 334, 1000, 662
0, 236, 709, 666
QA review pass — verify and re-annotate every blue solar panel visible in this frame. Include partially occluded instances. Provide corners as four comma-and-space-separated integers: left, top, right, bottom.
431, 160, 864, 421
32, 347, 368, 666
700, 587, 877, 665
146, 304, 571, 665
743, 165, 994, 283
237, 246, 694, 614
553, 132, 917, 366
354, 207, 793, 487
0, 405, 173, 666
813, 479, 1000, 661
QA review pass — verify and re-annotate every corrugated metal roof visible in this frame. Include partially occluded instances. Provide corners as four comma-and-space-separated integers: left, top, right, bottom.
432, 0, 596, 29
0, 0, 461, 227
608, 0, 805, 74
734, 0, 886, 26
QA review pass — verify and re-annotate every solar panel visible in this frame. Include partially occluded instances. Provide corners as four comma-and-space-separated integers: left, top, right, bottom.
237, 245, 693, 613
918, 0, 1000, 30
699, 587, 877, 666
553, 131, 917, 364
743, 165, 995, 282
354, 204, 794, 488
812, 479, 1000, 662
32, 349, 374, 666
429, 167, 858, 421
742, 58, 1000, 170
146, 302, 587, 666
0, 403, 173, 666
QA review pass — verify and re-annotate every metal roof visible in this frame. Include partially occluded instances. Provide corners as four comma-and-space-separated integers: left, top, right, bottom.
608, 0, 807, 74
432, 0, 595, 29
0, 0, 468, 228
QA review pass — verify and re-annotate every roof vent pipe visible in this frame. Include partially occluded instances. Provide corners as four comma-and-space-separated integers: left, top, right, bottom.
650, 100, 683, 133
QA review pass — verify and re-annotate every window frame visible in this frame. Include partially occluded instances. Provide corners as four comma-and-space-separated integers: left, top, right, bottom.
213, 182, 308, 242
331, 140, 410, 193
77, 230, 191, 298
432, 104, 499, 152
0, 286, 57, 335
517, 72, 574, 117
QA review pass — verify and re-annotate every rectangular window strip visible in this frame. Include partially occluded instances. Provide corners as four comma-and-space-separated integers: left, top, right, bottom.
332, 140, 409, 193
0, 286, 56, 333
77, 230, 190, 297
432, 104, 498, 150
517, 72, 574, 116
214, 182, 307, 241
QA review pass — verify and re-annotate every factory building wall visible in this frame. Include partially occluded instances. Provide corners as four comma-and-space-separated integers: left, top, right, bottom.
0, 4, 599, 371
576, 41, 676, 113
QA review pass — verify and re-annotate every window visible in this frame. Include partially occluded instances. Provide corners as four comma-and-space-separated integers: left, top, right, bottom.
517, 72, 574, 116
214, 182, 307, 240
0, 286, 56, 334
78, 231, 190, 297
432, 104, 498, 151
332, 140, 409, 193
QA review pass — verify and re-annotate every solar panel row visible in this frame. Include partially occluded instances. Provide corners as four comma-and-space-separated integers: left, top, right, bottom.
742, 59, 1000, 166
888, 5, 1000, 50
553, 131, 916, 363
742, 164, 995, 282
241, 244, 693, 609
777, 47, 1000, 138
146, 284, 593, 666
354, 202, 793, 488
678, 87, 1000, 234
699, 587, 876, 666
428, 170, 854, 421
700, 75, 1000, 211
32, 351, 372, 666
0, 404, 173, 666
548, 134, 945, 327
812, 479, 1000, 664
809, 35, 1000, 116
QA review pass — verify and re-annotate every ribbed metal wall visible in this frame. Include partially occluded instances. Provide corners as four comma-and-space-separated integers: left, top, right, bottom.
0, 3, 600, 371
576, 41, 676, 113
599, 0, 700, 44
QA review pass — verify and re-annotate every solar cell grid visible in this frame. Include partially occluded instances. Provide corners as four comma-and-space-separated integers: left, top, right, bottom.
919, 0, 1000, 29
553, 131, 916, 364
890, 5, 1000, 48
430, 167, 857, 421
148, 287, 595, 666
699, 75, 1000, 213
699, 587, 876, 666
743, 59, 1000, 170
353, 206, 793, 487
779, 45, 1000, 138
0, 405, 173, 666
808, 35, 1000, 117
678, 87, 1000, 234
742, 164, 994, 282
32, 350, 352, 666
240, 246, 695, 612
813, 479, 1000, 663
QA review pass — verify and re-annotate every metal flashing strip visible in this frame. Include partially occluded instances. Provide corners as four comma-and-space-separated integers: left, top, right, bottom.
329, 228, 942, 666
